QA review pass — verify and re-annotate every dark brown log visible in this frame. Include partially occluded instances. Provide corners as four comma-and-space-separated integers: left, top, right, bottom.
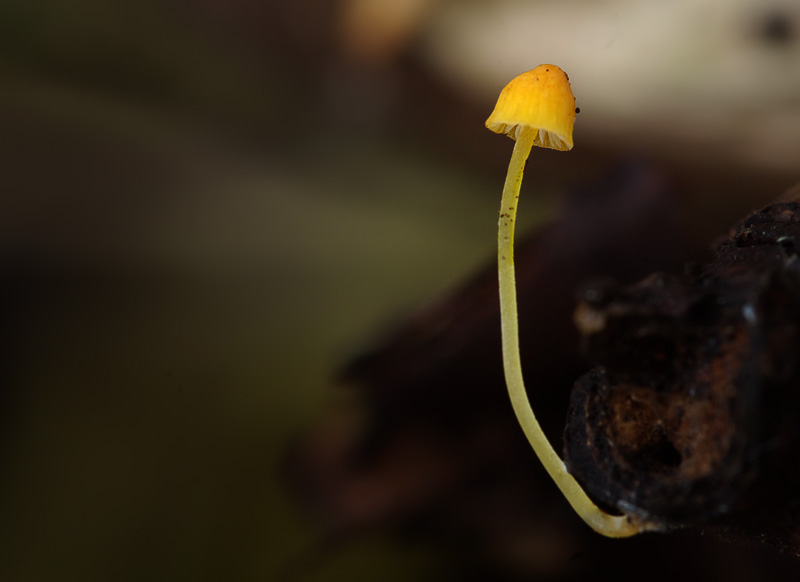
566, 201, 800, 548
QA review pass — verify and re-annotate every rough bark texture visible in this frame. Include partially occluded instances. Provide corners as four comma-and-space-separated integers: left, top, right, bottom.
566, 201, 800, 547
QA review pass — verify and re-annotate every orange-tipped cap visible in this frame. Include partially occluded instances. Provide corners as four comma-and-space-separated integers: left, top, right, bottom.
486, 64, 576, 151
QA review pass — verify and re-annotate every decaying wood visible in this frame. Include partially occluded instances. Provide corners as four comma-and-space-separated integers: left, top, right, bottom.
566, 200, 800, 549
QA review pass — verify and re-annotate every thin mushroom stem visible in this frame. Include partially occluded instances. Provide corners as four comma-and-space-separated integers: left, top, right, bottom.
497, 126, 649, 538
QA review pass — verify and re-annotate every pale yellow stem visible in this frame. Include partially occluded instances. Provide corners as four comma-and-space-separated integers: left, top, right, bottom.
497, 126, 651, 538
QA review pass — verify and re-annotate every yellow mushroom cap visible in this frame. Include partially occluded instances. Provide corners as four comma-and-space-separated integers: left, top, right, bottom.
486, 64, 576, 151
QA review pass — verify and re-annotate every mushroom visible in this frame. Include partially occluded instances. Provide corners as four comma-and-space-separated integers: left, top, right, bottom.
486, 65, 655, 538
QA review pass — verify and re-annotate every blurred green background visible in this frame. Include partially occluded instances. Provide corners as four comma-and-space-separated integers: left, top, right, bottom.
1, 0, 799, 580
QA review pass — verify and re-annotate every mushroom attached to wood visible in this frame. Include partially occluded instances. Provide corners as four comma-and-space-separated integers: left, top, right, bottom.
486, 64, 656, 538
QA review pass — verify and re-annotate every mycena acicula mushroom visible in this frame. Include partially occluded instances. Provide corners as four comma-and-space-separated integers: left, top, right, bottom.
486, 65, 655, 538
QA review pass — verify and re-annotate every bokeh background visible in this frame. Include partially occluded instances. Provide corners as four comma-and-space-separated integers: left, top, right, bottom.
1, 0, 799, 580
